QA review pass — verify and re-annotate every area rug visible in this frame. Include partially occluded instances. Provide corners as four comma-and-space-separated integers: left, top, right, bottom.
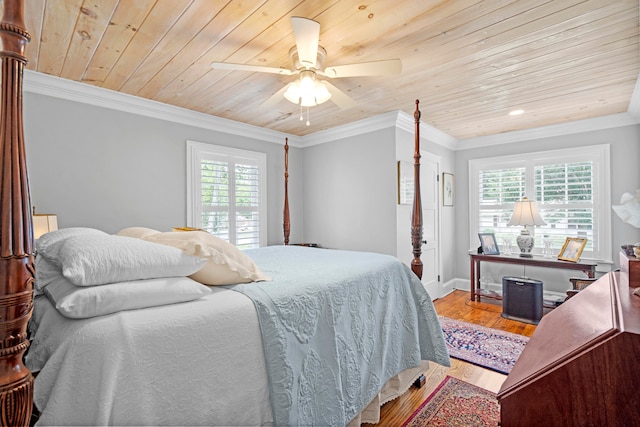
439, 316, 528, 374
402, 376, 499, 427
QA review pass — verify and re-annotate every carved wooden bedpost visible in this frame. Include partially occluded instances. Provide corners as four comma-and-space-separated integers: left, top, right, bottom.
283, 138, 290, 245
411, 100, 423, 279
0, 0, 34, 425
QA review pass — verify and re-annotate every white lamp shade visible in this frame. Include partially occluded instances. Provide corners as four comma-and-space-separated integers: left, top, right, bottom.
33, 214, 58, 239
507, 198, 546, 227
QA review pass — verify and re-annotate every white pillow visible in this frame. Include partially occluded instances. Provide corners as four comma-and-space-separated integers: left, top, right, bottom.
116, 227, 161, 239
36, 227, 107, 262
35, 255, 63, 291
40, 234, 207, 286
142, 231, 270, 285
43, 275, 212, 319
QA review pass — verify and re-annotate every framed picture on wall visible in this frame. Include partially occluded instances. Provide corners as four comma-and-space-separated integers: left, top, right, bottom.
443, 173, 454, 206
397, 161, 413, 205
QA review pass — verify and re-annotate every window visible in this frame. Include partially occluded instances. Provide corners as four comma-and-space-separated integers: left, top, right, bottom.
469, 145, 611, 261
187, 141, 267, 248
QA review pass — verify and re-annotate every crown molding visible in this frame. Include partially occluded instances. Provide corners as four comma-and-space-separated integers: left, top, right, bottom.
302, 110, 459, 150
22, 70, 458, 149
22, 70, 640, 152
301, 110, 400, 147
457, 73, 640, 150
456, 112, 640, 151
23, 70, 302, 147
395, 110, 458, 150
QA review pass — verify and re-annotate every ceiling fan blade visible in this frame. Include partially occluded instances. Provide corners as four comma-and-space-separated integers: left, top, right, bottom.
291, 17, 320, 68
211, 62, 294, 75
321, 59, 402, 78
323, 81, 357, 110
260, 83, 294, 109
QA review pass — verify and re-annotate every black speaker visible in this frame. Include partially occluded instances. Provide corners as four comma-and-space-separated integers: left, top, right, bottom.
502, 276, 543, 324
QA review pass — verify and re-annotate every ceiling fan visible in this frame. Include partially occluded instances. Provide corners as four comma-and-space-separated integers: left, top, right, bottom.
211, 16, 402, 114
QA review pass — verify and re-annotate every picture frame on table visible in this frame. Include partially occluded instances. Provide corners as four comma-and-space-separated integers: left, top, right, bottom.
443, 173, 454, 206
557, 237, 587, 262
478, 232, 500, 255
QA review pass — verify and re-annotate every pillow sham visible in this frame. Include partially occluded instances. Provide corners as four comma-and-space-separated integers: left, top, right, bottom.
34, 255, 63, 291
36, 227, 107, 262
43, 275, 212, 319
142, 231, 270, 285
40, 234, 206, 287
116, 227, 161, 239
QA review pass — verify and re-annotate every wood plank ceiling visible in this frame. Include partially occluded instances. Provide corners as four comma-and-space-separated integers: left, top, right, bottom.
20, 0, 640, 139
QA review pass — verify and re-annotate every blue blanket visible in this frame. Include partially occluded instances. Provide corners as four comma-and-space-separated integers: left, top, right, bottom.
234, 246, 450, 426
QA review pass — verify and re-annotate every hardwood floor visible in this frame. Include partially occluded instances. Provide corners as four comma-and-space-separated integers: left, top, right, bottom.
363, 290, 537, 426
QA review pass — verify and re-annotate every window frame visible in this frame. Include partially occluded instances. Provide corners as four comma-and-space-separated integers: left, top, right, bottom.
469, 144, 611, 262
186, 140, 267, 247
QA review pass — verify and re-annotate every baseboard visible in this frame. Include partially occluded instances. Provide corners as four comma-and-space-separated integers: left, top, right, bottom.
440, 279, 456, 298
452, 278, 470, 292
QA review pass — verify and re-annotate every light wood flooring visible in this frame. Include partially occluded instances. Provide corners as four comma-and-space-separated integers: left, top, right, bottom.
363, 290, 537, 426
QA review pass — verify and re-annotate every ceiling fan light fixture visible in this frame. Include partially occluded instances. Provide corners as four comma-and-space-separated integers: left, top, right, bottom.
299, 73, 315, 92
314, 81, 331, 104
283, 71, 331, 107
283, 82, 301, 104
213, 17, 399, 112
300, 93, 316, 107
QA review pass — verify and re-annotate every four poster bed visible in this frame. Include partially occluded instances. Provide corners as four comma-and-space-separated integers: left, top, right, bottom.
0, 2, 448, 425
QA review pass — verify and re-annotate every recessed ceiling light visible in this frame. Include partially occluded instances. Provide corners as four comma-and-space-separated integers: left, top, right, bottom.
509, 109, 524, 116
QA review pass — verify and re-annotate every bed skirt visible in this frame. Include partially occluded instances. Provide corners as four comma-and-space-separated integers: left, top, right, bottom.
348, 361, 429, 425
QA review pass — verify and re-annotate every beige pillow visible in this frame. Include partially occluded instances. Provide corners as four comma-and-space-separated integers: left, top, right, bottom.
116, 227, 161, 239
142, 231, 270, 285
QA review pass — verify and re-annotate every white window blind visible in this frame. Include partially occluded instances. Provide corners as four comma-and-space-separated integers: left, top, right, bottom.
187, 141, 267, 248
469, 145, 611, 261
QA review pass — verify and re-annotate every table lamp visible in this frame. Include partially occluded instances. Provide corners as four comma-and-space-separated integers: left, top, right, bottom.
507, 197, 546, 257
33, 211, 58, 239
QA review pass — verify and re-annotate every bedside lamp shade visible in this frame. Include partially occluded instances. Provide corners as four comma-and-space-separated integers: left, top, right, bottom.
508, 198, 546, 257
33, 214, 58, 239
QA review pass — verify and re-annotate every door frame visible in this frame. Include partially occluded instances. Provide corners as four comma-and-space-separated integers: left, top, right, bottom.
420, 152, 442, 300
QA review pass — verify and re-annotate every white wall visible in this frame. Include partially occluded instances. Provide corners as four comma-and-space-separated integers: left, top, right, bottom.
302, 127, 398, 254
22, 74, 640, 293
454, 124, 640, 292
23, 92, 304, 246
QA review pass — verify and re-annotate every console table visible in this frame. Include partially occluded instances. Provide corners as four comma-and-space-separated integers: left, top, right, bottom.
470, 253, 597, 302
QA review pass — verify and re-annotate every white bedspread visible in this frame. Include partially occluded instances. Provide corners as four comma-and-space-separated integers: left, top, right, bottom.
27, 287, 274, 426
27, 247, 448, 426
28, 287, 433, 426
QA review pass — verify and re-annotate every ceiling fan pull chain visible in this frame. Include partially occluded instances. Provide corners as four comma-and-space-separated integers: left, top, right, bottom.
299, 104, 303, 122
306, 107, 310, 126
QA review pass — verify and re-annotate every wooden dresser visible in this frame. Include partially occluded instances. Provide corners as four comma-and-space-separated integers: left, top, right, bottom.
497, 271, 640, 426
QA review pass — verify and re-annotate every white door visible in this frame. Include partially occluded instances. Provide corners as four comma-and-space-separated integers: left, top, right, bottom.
420, 157, 441, 300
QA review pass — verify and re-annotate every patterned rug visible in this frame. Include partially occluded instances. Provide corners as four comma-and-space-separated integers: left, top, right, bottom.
439, 316, 528, 374
402, 376, 499, 427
